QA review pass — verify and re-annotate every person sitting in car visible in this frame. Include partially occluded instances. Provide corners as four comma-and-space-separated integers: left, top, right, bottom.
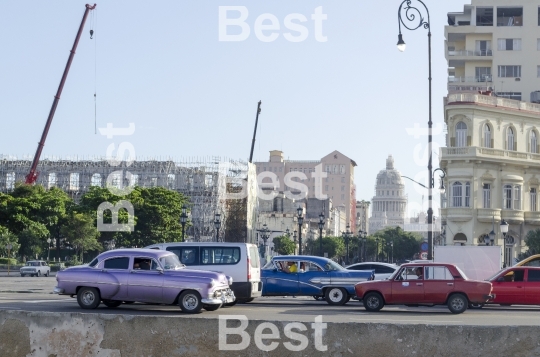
415, 267, 423, 280
139, 260, 151, 270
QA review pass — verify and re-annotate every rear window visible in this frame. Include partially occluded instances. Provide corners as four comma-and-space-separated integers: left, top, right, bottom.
201, 247, 240, 265
89, 258, 98, 267
528, 270, 540, 281
249, 246, 260, 268
104, 257, 130, 270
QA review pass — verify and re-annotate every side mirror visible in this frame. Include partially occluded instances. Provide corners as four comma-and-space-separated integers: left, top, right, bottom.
496, 277, 504, 282
156, 267, 164, 274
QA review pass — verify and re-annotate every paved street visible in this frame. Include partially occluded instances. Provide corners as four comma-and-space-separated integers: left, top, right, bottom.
1, 276, 539, 326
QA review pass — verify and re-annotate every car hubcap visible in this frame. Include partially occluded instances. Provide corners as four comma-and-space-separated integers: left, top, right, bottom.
452, 298, 464, 311
82, 291, 95, 305
367, 296, 380, 309
329, 289, 343, 302
183, 294, 198, 310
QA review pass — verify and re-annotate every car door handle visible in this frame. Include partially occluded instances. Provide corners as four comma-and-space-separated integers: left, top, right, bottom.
517, 286, 523, 288
447, 283, 454, 286
416, 283, 423, 286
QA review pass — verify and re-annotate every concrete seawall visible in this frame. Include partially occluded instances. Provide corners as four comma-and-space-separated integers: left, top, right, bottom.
1, 310, 540, 357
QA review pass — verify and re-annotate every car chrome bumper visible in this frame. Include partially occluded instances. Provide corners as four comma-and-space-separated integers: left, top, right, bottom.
203, 289, 236, 305
53, 287, 64, 294
485, 294, 495, 300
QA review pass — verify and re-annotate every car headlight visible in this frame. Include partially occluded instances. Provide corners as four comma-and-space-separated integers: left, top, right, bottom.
227, 276, 233, 286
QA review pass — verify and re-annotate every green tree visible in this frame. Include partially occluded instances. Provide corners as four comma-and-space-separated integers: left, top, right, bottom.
61, 212, 102, 261
0, 227, 20, 258
517, 229, 540, 260
305, 236, 345, 260
273, 235, 296, 255
79, 186, 190, 248
371, 227, 423, 262
17, 228, 44, 260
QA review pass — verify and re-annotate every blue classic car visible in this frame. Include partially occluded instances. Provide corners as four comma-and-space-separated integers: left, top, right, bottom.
262, 255, 374, 305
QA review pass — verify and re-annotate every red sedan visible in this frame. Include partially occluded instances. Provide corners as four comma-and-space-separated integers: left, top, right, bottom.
474, 266, 540, 307
354, 263, 493, 314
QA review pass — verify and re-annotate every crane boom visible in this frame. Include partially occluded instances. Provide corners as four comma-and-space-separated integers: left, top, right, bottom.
25, 4, 97, 184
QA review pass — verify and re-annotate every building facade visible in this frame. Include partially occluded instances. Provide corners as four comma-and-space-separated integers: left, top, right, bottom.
442, 0, 540, 265
369, 156, 408, 234
356, 200, 370, 234
254, 150, 357, 231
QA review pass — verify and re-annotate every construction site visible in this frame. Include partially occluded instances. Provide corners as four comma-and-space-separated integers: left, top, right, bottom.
0, 155, 258, 243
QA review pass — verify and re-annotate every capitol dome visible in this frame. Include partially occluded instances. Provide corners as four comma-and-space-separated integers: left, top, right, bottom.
369, 155, 408, 234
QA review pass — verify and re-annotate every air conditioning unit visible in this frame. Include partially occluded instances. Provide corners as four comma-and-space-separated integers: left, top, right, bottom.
531, 91, 540, 104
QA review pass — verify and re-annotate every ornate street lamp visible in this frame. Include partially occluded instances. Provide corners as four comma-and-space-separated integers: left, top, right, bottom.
500, 220, 509, 267
180, 204, 188, 242
343, 224, 351, 265
318, 213, 325, 257
47, 238, 52, 262
261, 224, 270, 250
214, 213, 221, 242
297, 207, 304, 255
397, 0, 441, 261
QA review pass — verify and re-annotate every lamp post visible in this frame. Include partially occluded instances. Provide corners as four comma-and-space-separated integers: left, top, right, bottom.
318, 213, 324, 257
47, 238, 52, 262
180, 204, 188, 242
5, 244, 12, 276
387, 241, 394, 263
360, 231, 367, 262
500, 220, 509, 267
214, 213, 221, 242
261, 224, 270, 251
297, 207, 304, 255
397, 0, 441, 261
343, 224, 351, 265
293, 230, 298, 254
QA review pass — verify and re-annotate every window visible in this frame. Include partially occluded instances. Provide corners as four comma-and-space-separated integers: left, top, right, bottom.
498, 65, 521, 77
528, 269, 540, 281
475, 40, 492, 55
504, 184, 521, 210
341, 186, 345, 191
497, 92, 522, 101
89, 258, 98, 267
531, 188, 537, 212
396, 266, 423, 281
475, 67, 492, 82
341, 194, 345, 200
507, 127, 515, 151
249, 246, 260, 268
532, 131, 538, 153
103, 257, 130, 270
424, 266, 454, 280
483, 184, 491, 208
484, 124, 492, 148
69, 173, 79, 191
167, 247, 198, 265
201, 247, 240, 265
497, 38, 521, 51
452, 181, 471, 207
538, 66, 540, 78
476, 7, 493, 26
48, 173, 57, 189
452, 182, 463, 207
91, 173, 101, 187
497, 7, 523, 26
455, 122, 467, 147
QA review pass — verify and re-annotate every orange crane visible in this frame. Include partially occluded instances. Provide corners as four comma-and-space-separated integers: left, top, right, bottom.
26, 4, 97, 184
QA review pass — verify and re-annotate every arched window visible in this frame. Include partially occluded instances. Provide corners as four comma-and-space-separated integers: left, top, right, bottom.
484, 124, 491, 148
456, 122, 467, 147
531, 131, 538, 153
91, 173, 102, 187
507, 127, 515, 151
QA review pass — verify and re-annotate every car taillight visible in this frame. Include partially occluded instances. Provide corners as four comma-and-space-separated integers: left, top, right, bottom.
247, 256, 251, 281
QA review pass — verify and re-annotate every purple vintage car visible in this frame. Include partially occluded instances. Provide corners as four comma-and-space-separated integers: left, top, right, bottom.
53, 248, 235, 313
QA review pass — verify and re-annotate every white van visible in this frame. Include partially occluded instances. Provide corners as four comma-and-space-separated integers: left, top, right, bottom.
145, 242, 262, 302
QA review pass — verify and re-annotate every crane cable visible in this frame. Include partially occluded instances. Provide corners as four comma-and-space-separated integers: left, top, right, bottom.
90, 9, 97, 134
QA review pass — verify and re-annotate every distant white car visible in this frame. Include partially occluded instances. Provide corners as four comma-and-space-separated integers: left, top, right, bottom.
20, 260, 50, 277
345, 262, 398, 280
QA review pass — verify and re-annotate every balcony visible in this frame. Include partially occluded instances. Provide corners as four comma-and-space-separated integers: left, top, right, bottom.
477, 208, 501, 223
501, 209, 524, 224
447, 49, 492, 57
441, 207, 473, 222
441, 146, 540, 165
446, 93, 540, 114
525, 212, 540, 225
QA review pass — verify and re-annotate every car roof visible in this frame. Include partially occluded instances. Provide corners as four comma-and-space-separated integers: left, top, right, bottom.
400, 262, 455, 267
98, 248, 173, 259
145, 242, 255, 247
346, 262, 398, 268
271, 255, 333, 265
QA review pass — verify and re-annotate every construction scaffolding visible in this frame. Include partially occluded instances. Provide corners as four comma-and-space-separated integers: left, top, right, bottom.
0, 155, 257, 243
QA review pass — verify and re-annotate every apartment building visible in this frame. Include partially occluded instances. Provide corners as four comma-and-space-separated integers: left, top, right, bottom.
254, 150, 357, 231
441, 0, 540, 265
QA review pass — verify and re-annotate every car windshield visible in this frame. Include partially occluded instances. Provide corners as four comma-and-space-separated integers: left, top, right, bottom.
159, 254, 184, 270
324, 260, 344, 271
26, 262, 39, 266
262, 260, 275, 270
486, 268, 506, 281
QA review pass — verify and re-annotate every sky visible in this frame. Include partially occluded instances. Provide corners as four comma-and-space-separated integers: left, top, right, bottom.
0, 0, 470, 217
